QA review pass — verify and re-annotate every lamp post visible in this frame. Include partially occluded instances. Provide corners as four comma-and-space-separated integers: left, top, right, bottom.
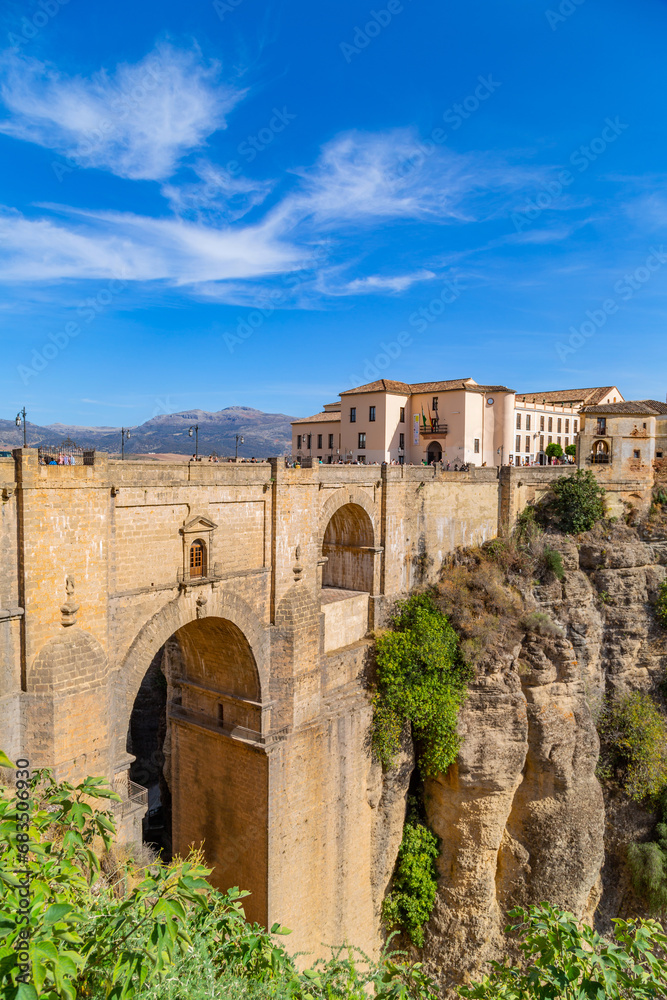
189, 424, 199, 461
121, 428, 131, 460
235, 434, 244, 461
15, 407, 27, 448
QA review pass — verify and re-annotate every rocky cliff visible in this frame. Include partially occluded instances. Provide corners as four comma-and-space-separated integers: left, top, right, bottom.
377, 514, 667, 990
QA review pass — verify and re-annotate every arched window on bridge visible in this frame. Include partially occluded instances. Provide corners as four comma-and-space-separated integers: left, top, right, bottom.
189, 539, 206, 578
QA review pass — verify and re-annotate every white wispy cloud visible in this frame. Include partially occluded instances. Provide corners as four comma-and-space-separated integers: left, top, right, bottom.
320, 270, 437, 295
162, 159, 273, 222
0, 44, 242, 180
0, 205, 308, 283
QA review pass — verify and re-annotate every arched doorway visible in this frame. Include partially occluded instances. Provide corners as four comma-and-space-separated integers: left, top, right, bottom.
126, 614, 268, 925
592, 440, 610, 464
426, 441, 442, 464
322, 502, 375, 593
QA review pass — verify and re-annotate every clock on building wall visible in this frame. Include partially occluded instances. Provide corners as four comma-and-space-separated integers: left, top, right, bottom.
487, 397, 495, 405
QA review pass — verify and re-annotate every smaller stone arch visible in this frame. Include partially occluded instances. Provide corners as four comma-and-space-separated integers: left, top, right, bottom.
322, 502, 375, 593
318, 486, 378, 552
592, 440, 610, 464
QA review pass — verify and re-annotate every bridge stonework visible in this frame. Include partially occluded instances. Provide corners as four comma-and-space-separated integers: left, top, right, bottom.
0, 451, 649, 954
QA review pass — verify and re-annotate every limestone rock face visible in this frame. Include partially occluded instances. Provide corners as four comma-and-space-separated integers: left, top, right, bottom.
398, 522, 667, 988
422, 630, 603, 986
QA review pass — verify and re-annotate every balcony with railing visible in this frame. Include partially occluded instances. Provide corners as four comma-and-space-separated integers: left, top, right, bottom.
419, 422, 449, 436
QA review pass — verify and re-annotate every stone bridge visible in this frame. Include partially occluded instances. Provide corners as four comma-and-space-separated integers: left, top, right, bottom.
0, 451, 648, 954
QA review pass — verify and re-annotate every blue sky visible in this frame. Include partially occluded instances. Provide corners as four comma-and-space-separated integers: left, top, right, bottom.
1, 0, 666, 426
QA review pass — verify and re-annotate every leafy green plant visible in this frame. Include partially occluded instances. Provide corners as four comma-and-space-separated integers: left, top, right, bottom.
382, 807, 439, 949
542, 547, 564, 581
598, 589, 611, 605
565, 443, 577, 457
545, 442, 563, 460
597, 692, 667, 801
0, 753, 437, 1000
459, 902, 667, 999
655, 578, 667, 628
520, 611, 563, 637
628, 792, 667, 915
371, 593, 469, 777
546, 469, 607, 534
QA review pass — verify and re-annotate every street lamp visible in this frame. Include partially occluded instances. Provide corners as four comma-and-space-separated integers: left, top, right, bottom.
189, 424, 199, 461
121, 428, 131, 460
235, 434, 244, 461
15, 407, 27, 448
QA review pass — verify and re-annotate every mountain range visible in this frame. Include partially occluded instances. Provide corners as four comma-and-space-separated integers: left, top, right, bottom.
0, 406, 295, 458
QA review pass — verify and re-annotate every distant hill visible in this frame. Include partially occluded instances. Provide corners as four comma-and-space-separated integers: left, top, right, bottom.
0, 406, 295, 458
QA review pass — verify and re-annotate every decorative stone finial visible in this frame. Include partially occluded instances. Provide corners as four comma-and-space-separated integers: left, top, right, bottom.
293, 544, 303, 582
60, 575, 79, 627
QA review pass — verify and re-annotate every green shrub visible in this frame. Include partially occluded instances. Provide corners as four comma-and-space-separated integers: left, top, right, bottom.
542, 547, 565, 581
382, 808, 439, 948
565, 443, 577, 457
597, 692, 667, 801
371, 593, 469, 777
655, 579, 667, 628
547, 469, 607, 534
459, 902, 667, 999
521, 611, 563, 637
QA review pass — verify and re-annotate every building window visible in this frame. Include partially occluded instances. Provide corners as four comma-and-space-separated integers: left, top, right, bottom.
633, 449, 641, 459
307, 434, 311, 449
369, 405, 376, 422
400, 407, 405, 422
432, 397, 439, 412
525, 436, 530, 453
565, 419, 570, 433
526, 415, 531, 431
565, 437, 569, 447
358, 432, 366, 449
540, 416, 545, 431
596, 418, 607, 436
317, 434, 322, 449
350, 407, 356, 423
189, 539, 206, 579
540, 435, 545, 451
548, 436, 553, 445
574, 420, 578, 433
548, 417, 553, 432
474, 438, 480, 453
557, 418, 562, 433
297, 435, 302, 450
516, 414, 522, 429
358, 455, 366, 464
399, 433, 405, 449
328, 434, 334, 449
557, 437, 561, 446
657, 451, 664, 458
516, 435, 521, 452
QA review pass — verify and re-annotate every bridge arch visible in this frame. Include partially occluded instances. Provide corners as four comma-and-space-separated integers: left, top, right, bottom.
115, 590, 270, 925
320, 491, 377, 594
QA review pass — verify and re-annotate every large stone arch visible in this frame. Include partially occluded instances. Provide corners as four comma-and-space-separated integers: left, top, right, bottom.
115, 588, 271, 924
115, 587, 269, 757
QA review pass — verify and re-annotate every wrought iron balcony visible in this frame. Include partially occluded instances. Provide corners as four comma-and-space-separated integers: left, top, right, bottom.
419, 422, 448, 436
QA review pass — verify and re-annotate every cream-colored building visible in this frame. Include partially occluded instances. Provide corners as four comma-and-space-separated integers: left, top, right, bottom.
578, 399, 667, 476
292, 379, 624, 466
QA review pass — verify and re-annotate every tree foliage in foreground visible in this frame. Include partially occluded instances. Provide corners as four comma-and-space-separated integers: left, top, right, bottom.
0, 752, 437, 1000
459, 902, 667, 1000
596, 691, 667, 802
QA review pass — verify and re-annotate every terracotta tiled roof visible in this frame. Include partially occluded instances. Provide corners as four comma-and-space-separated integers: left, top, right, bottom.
340, 377, 514, 395
291, 411, 342, 425
339, 379, 413, 395
581, 400, 667, 416
518, 387, 620, 405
